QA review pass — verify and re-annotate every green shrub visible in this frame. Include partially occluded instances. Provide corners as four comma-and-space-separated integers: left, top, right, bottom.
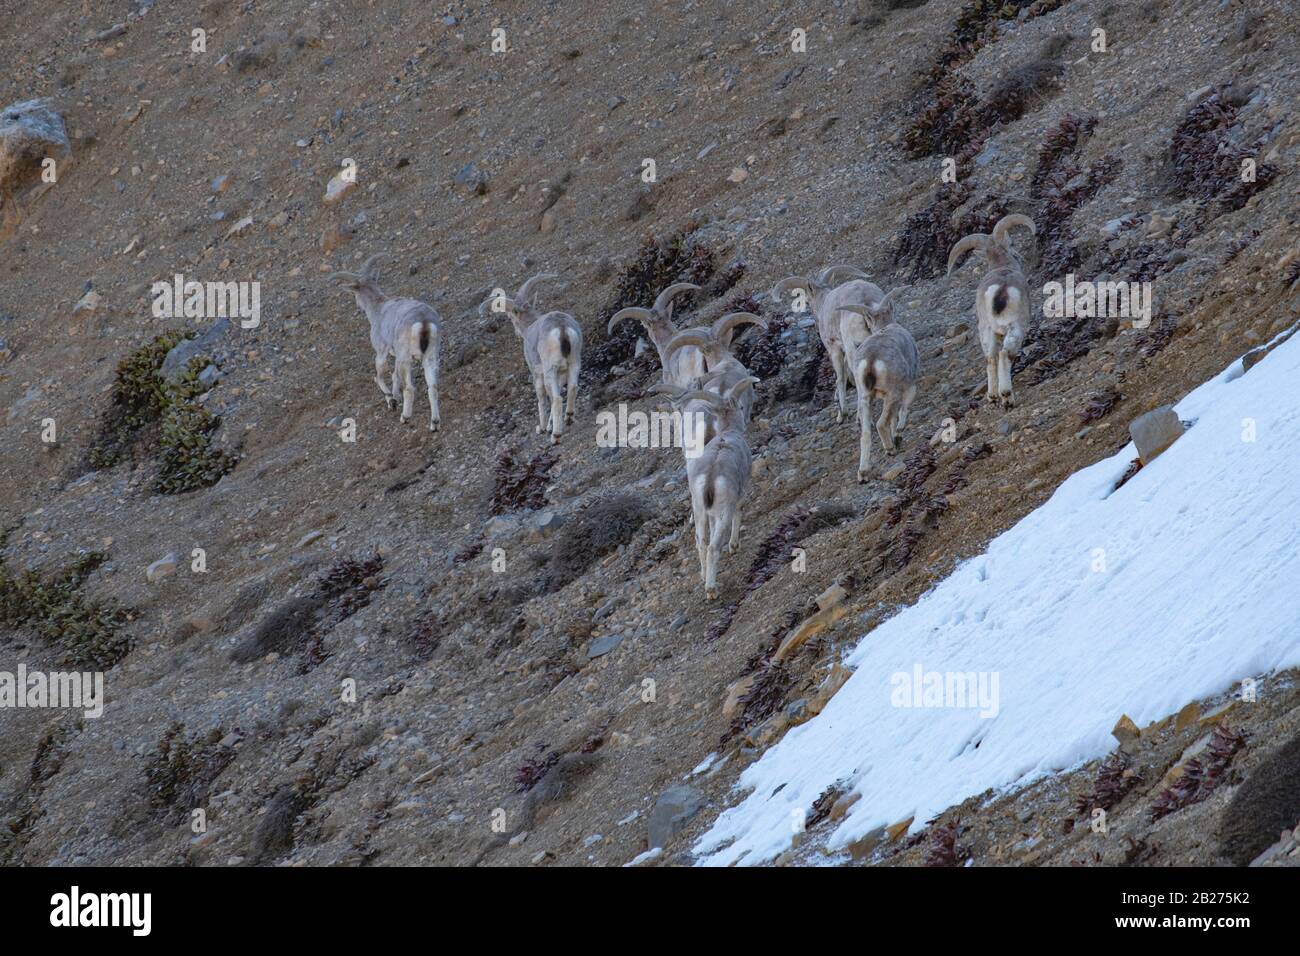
143, 723, 237, 825
85, 333, 236, 494
0, 545, 133, 669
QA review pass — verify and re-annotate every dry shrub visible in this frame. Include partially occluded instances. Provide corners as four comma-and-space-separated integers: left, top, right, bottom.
904, 76, 982, 160
144, 723, 237, 825
979, 56, 1065, 126
490, 446, 559, 515
923, 818, 970, 866
1218, 729, 1300, 865
231, 553, 386, 668
0, 547, 133, 670
1151, 724, 1246, 822
1170, 86, 1256, 202
851, 445, 958, 578
1075, 752, 1139, 814
706, 503, 857, 643
542, 495, 653, 593
515, 749, 562, 793
905, 1, 1076, 158
583, 224, 726, 383
1079, 386, 1122, 423
893, 184, 1008, 282
719, 607, 803, 745
1032, 114, 1122, 275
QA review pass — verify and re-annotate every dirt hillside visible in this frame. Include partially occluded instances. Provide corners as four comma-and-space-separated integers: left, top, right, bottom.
2, 0, 1298, 867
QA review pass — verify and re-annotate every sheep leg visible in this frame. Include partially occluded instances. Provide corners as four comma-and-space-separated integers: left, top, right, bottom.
705, 512, 728, 600
876, 395, 897, 455
424, 355, 440, 432
999, 324, 1024, 408
565, 360, 579, 425
545, 367, 564, 443
857, 395, 873, 483
691, 490, 707, 584
985, 355, 997, 403
896, 384, 917, 434
997, 350, 1014, 408
375, 352, 394, 408
727, 505, 741, 554
890, 384, 916, 452
398, 360, 416, 424
829, 347, 847, 423
533, 376, 548, 434
391, 359, 405, 412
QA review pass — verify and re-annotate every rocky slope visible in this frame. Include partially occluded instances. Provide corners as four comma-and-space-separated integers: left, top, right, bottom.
1, 0, 1298, 866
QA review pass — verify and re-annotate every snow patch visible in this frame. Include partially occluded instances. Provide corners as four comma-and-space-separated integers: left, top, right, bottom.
696, 333, 1300, 866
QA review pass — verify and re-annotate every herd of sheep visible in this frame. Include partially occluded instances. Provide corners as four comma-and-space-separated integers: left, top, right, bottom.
329, 212, 1038, 597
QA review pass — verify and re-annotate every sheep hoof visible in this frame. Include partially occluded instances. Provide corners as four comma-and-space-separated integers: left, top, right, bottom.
429, 421, 439, 433
857, 469, 869, 483
535, 425, 543, 434
705, 588, 718, 600
400, 415, 411, 426
551, 434, 561, 445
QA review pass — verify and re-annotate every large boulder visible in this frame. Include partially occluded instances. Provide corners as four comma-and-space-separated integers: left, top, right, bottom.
647, 785, 705, 850
160, 318, 231, 381
1129, 406, 1184, 465
0, 99, 70, 200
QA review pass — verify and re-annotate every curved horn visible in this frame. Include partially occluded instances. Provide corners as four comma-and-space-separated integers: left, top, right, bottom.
652, 282, 700, 315
664, 329, 714, 359
667, 388, 728, 409
646, 382, 686, 399
725, 375, 760, 404
647, 382, 724, 409
946, 234, 990, 276
770, 275, 812, 303
991, 214, 1036, 244
712, 311, 767, 346
358, 253, 388, 280
837, 303, 873, 319
479, 294, 517, 319
608, 306, 655, 335
874, 287, 904, 313
326, 270, 363, 284
816, 264, 871, 287
516, 272, 558, 307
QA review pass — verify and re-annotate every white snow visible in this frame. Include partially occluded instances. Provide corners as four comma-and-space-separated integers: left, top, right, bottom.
696, 331, 1300, 866
623, 846, 663, 867
689, 752, 720, 777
